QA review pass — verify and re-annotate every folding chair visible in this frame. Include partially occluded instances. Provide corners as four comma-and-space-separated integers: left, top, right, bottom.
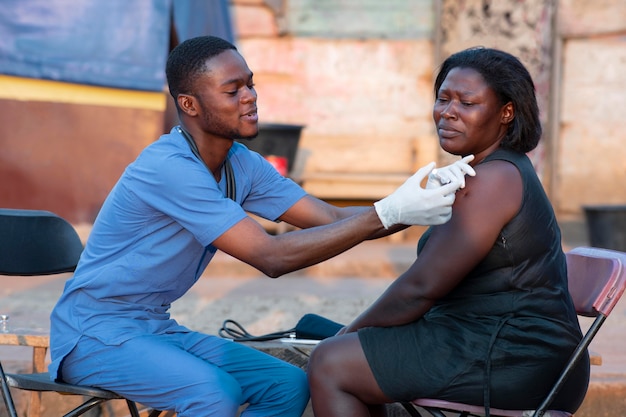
402, 246, 626, 417
0, 208, 164, 417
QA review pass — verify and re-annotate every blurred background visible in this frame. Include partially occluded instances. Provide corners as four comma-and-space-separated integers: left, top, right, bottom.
0, 0, 624, 246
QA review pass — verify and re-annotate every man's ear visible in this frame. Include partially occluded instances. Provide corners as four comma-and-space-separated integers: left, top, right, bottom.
177, 94, 198, 117
501, 102, 514, 124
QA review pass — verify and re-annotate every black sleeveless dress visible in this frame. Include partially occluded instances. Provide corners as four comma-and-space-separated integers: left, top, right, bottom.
359, 148, 590, 413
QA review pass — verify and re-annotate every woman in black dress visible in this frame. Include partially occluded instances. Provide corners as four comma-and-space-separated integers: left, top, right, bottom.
307, 47, 590, 417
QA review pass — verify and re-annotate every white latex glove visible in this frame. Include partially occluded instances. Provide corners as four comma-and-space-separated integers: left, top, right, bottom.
374, 162, 462, 228
427, 155, 476, 190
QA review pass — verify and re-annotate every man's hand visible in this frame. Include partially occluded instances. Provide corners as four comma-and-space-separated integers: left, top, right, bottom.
427, 155, 476, 189
374, 162, 464, 228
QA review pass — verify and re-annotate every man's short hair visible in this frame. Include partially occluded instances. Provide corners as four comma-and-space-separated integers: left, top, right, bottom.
166, 36, 237, 100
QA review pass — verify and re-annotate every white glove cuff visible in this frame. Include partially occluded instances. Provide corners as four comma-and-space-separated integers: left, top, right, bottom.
373, 199, 394, 229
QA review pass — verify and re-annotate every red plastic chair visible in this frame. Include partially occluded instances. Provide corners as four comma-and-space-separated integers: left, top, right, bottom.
402, 246, 626, 417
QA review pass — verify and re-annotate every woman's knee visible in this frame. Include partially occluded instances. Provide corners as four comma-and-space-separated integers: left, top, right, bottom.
308, 338, 340, 384
308, 335, 366, 388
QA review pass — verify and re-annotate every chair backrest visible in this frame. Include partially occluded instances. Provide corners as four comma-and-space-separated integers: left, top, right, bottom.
566, 246, 626, 318
0, 209, 83, 276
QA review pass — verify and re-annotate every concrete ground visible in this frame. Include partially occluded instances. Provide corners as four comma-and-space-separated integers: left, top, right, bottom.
1, 220, 625, 416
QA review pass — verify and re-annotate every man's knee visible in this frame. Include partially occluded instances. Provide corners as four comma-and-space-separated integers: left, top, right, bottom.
243, 364, 309, 417
275, 365, 310, 414
283, 365, 309, 399
174, 369, 243, 416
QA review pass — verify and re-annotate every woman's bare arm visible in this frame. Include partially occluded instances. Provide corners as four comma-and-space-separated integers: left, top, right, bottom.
344, 160, 523, 331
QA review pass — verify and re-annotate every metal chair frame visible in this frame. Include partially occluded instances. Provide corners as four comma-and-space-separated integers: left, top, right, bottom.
0, 209, 164, 417
402, 246, 626, 417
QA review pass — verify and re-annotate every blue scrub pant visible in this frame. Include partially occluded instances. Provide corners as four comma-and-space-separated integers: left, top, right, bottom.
60, 332, 309, 417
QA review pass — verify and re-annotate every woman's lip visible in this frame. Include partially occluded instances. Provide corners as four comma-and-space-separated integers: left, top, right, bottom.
438, 127, 459, 138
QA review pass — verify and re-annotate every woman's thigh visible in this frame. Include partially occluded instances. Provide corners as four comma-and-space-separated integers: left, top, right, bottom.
308, 332, 391, 404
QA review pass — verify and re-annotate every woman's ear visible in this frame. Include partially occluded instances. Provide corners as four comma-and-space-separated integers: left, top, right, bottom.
177, 94, 198, 117
501, 102, 514, 124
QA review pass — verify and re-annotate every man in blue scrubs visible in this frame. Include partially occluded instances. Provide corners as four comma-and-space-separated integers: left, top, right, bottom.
49, 36, 474, 417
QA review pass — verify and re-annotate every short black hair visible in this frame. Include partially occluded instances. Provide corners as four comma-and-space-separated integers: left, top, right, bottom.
434, 47, 541, 153
166, 36, 237, 101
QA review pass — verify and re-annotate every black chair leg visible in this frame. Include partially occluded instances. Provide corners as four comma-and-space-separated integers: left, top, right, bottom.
0, 365, 18, 417
422, 407, 449, 417
0, 391, 18, 417
401, 402, 425, 417
64, 397, 108, 417
125, 399, 141, 417
400, 402, 469, 417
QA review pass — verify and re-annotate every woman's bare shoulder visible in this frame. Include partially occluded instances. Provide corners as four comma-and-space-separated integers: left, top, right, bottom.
454, 158, 522, 223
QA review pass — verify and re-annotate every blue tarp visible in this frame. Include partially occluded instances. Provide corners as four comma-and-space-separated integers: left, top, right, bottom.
0, 0, 234, 92
173, 0, 235, 44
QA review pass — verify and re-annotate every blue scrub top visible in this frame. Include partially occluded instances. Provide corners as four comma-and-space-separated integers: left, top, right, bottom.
49, 127, 306, 379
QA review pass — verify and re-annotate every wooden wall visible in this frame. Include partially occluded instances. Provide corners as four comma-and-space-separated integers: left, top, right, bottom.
0, 76, 165, 223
